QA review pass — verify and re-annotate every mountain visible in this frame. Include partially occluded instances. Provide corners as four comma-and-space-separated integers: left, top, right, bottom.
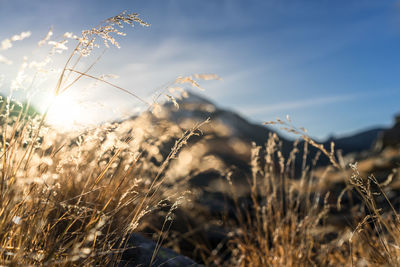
161, 92, 288, 145
323, 128, 385, 155
374, 114, 400, 151
160, 91, 385, 167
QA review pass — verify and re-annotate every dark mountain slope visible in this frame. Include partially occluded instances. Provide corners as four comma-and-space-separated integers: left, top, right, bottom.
162, 92, 385, 168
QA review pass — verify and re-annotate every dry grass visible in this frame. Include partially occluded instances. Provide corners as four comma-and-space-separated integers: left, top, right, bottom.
232, 118, 400, 266
0, 11, 209, 265
223, 133, 346, 266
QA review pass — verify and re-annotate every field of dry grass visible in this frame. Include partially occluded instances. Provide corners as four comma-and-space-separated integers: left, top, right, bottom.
0, 11, 399, 266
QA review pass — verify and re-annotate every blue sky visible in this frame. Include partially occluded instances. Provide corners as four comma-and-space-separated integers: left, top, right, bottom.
0, 0, 399, 140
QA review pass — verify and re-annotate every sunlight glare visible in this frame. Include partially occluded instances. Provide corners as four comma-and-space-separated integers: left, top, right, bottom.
46, 94, 89, 131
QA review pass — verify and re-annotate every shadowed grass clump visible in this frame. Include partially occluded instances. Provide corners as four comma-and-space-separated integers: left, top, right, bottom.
224, 133, 345, 266
225, 119, 400, 266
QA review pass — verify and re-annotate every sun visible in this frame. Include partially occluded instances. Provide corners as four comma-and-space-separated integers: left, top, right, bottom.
45, 93, 89, 131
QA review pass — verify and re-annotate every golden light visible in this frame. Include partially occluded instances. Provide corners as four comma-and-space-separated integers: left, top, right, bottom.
46, 93, 89, 131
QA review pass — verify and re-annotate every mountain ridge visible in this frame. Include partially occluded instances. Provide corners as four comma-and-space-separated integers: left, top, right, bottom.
161, 91, 385, 160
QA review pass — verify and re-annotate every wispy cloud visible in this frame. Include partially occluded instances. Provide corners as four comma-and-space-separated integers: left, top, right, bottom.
241, 94, 356, 115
